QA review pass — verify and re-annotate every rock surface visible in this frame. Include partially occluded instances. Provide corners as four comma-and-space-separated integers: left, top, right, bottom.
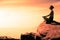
37, 21, 60, 39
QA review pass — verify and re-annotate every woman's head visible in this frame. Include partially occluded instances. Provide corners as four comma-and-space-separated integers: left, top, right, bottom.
49, 5, 54, 10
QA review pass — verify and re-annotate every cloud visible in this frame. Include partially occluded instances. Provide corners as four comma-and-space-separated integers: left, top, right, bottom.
0, 0, 60, 4
39, 0, 60, 3
0, 0, 60, 7
51, 0, 60, 2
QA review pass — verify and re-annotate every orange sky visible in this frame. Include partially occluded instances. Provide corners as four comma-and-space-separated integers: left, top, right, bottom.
0, 0, 60, 39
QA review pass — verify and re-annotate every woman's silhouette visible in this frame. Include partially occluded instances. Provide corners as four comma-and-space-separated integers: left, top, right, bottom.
43, 5, 60, 25
43, 5, 54, 24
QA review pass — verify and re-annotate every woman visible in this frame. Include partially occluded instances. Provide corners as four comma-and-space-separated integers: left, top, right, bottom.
43, 5, 54, 24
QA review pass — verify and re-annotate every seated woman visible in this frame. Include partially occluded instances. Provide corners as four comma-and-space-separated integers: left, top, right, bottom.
43, 5, 60, 25
43, 5, 54, 24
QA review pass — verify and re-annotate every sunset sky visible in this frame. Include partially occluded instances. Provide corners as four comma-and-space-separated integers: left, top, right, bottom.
0, 0, 60, 38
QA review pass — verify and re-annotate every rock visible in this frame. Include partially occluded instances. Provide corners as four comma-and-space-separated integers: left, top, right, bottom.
37, 21, 60, 39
